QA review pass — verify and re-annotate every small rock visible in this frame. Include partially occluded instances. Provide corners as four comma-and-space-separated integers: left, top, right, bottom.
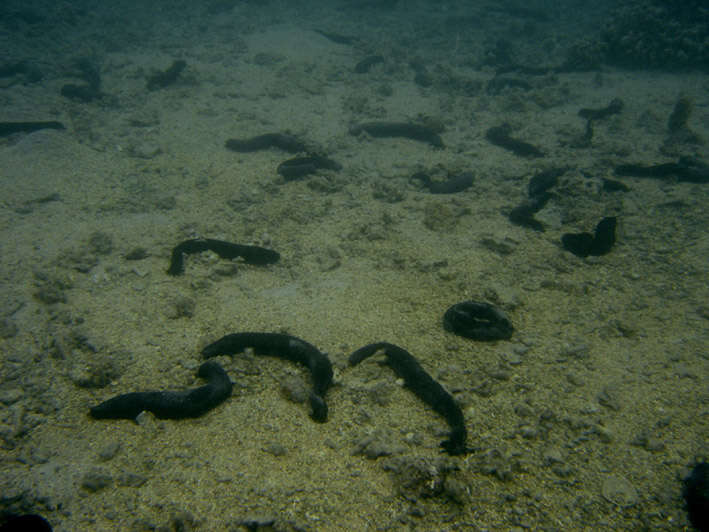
88, 232, 113, 255
519, 426, 538, 439
117, 472, 147, 487
601, 474, 638, 507
262, 442, 287, 456
542, 447, 563, 466
280, 376, 308, 404
353, 432, 404, 459
0, 388, 23, 405
644, 437, 665, 452
70, 356, 122, 388
129, 141, 161, 159
81, 468, 113, 492
0, 319, 18, 339
125, 247, 149, 260
98, 441, 121, 461
167, 296, 195, 319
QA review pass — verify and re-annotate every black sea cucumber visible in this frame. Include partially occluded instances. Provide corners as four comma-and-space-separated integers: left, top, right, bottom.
411, 171, 474, 194
89, 361, 232, 420
578, 98, 623, 121
225, 133, 307, 153
485, 123, 543, 158
147, 60, 187, 91
561, 216, 617, 258
508, 167, 566, 231
349, 122, 444, 148
684, 461, 709, 532
443, 301, 514, 341
166, 238, 280, 276
202, 332, 333, 422
0, 121, 65, 137
276, 155, 342, 180
615, 157, 709, 184
354, 55, 384, 73
349, 342, 470, 455
313, 29, 357, 45
60, 58, 102, 103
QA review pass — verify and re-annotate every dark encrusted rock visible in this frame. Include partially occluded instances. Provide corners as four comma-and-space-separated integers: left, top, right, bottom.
81, 468, 113, 492
443, 301, 513, 341
566, 0, 709, 72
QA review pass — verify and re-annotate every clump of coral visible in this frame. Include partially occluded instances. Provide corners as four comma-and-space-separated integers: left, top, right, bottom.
565, 0, 709, 71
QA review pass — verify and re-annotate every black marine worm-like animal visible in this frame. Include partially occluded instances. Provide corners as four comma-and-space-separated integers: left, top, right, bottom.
89, 361, 232, 420
202, 332, 333, 422
167, 238, 280, 276
349, 342, 470, 455
225, 133, 307, 153
349, 122, 444, 148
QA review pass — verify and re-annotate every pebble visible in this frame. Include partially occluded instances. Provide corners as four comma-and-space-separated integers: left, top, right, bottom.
542, 448, 563, 466
81, 468, 113, 492
0, 388, 23, 405
129, 141, 161, 159
117, 472, 148, 487
262, 442, 288, 456
98, 441, 121, 461
601, 474, 638, 507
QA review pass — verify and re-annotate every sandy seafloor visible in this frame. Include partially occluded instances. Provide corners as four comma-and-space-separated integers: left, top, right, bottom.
0, 1, 708, 530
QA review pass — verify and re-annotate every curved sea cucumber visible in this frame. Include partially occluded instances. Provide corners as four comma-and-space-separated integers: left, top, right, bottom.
225, 133, 307, 153
349, 342, 470, 455
411, 171, 474, 194
485, 123, 543, 158
578, 98, 623, 121
508, 167, 566, 231
147, 60, 186, 91
167, 238, 280, 276
354, 55, 384, 74
89, 361, 232, 420
561, 216, 617, 258
349, 122, 444, 148
443, 301, 514, 341
277, 155, 342, 180
202, 332, 333, 422
0, 121, 65, 137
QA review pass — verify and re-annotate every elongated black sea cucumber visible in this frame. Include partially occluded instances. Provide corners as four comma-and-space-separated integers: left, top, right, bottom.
615, 157, 709, 184
411, 171, 473, 194
225, 133, 307, 153
349, 122, 444, 148
485, 123, 543, 158
0, 121, 65, 137
167, 238, 280, 276
89, 361, 232, 420
349, 342, 470, 455
202, 332, 333, 422
276, 155, 342, 180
